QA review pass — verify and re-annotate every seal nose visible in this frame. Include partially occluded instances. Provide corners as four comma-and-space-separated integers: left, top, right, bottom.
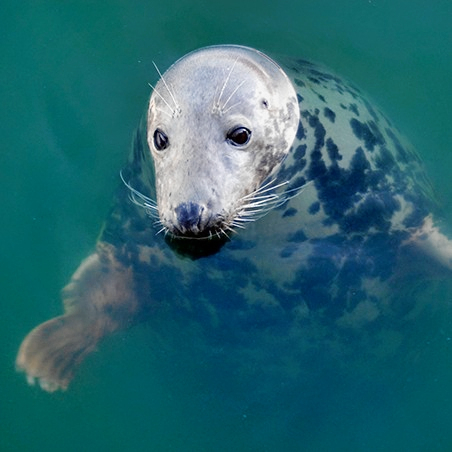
175, 202, 204, 233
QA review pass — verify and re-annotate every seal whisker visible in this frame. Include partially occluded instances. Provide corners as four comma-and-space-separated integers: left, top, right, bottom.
241, 195, 279, 206
232, 180, 310, 226
148, 83, 176, 117
233, 214, 262, 220
155, 225, 168, 236
127, 189, 158, 213
279, 181, 312, 204
221, 80, 246, 113
242, 180, 290, 200
152, 61, 180, 115
229, 220, 246, 228
152, 217, 165, 226
120, 171, 159, 219
214, 57, 239, 113
222, 101, 243, 115
238, 208, 273, 216
232, 214, 258, 221
155, 107, 174, 119
219, 228, 231, 240
223, 223, 239, 233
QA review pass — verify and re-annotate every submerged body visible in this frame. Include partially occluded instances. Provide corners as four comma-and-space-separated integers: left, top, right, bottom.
16, 45, 452, 392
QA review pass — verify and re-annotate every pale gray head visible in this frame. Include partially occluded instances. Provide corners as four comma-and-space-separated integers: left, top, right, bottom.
147, 45, 300, 239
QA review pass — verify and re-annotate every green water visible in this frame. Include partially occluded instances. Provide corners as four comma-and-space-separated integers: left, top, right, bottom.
2, 0, 452, 450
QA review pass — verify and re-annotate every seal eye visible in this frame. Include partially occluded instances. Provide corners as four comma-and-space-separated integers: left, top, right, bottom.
153, 128, 169, 151
227, 127, 252, 147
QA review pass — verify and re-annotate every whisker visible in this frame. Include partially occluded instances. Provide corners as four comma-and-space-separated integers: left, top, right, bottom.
240, 203, 276, 211
223, 224, 238, 233
221, 80, 246, 113
222, 101, 242, 115
229, 220, 247, 228
241, 180, 290, 199
242, 193, 279, 202
155, 225, 167, 236
219, 228, 231, 240
215, 57, 239, 112
148, 82, 176, 117
155, 107, 174, 119
243, 195, 278, 202
120, 170, 160, 220
229, 178, 311, 228
238, 208, 273, 216
152, 61, 180, 114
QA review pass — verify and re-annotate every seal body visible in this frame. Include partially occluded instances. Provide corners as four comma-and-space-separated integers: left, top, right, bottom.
16, 45, 452, 392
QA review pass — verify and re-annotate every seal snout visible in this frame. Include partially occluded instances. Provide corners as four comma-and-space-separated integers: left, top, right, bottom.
174, 201, 208, 236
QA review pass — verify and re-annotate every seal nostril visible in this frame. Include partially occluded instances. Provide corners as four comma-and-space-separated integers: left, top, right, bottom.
175, 202, 204, 231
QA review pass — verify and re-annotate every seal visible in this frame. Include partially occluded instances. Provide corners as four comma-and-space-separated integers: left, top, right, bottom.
16, 45, 452, 392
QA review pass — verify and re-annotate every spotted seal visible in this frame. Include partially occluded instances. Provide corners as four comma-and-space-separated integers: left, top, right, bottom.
16, 45, 452, 392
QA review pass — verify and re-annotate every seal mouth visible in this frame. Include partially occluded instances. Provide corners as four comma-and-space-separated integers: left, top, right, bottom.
164, 228, 230, 259
166, 202, 234, 240
167, 227, 231, 240
166, 219, 233, 241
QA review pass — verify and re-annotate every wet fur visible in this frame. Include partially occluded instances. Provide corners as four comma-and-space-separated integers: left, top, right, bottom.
16, 46, 452, 391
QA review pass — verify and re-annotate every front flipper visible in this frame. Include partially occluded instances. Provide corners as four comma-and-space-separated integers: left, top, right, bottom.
16, 312, 103, 391
16, 243, 139, 392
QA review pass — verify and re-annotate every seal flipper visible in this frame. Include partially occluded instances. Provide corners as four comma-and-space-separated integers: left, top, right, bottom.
16, 313, 101, 391
16, 243, 140, 392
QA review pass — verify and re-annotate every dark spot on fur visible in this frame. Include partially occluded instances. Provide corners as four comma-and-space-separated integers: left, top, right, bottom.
296, 121, 305, 140
375, 147, 395, 171
288, 175, 307, 192
350, 118, 385, 151
303, 112, 326, 181
280, 244, 297, 258
307, 148, 327, 181
312, 146, 394, 232
282, 207, 298, 217
308, 201, 320, 214
294, 78, 305, 87
326, 138, 342, 162
294, 144, 307, 160
324, 107, 336, 122
349, 103, 359, 116
287, 229, 308, 243
308, 76, 320, 84
340, 193, 399, 233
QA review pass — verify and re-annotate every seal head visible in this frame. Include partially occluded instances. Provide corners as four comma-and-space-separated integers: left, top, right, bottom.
147, 45, 299, 239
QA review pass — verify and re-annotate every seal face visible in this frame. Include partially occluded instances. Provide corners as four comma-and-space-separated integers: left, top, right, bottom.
147, 46, 300, 238
15, 45, 452, 392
